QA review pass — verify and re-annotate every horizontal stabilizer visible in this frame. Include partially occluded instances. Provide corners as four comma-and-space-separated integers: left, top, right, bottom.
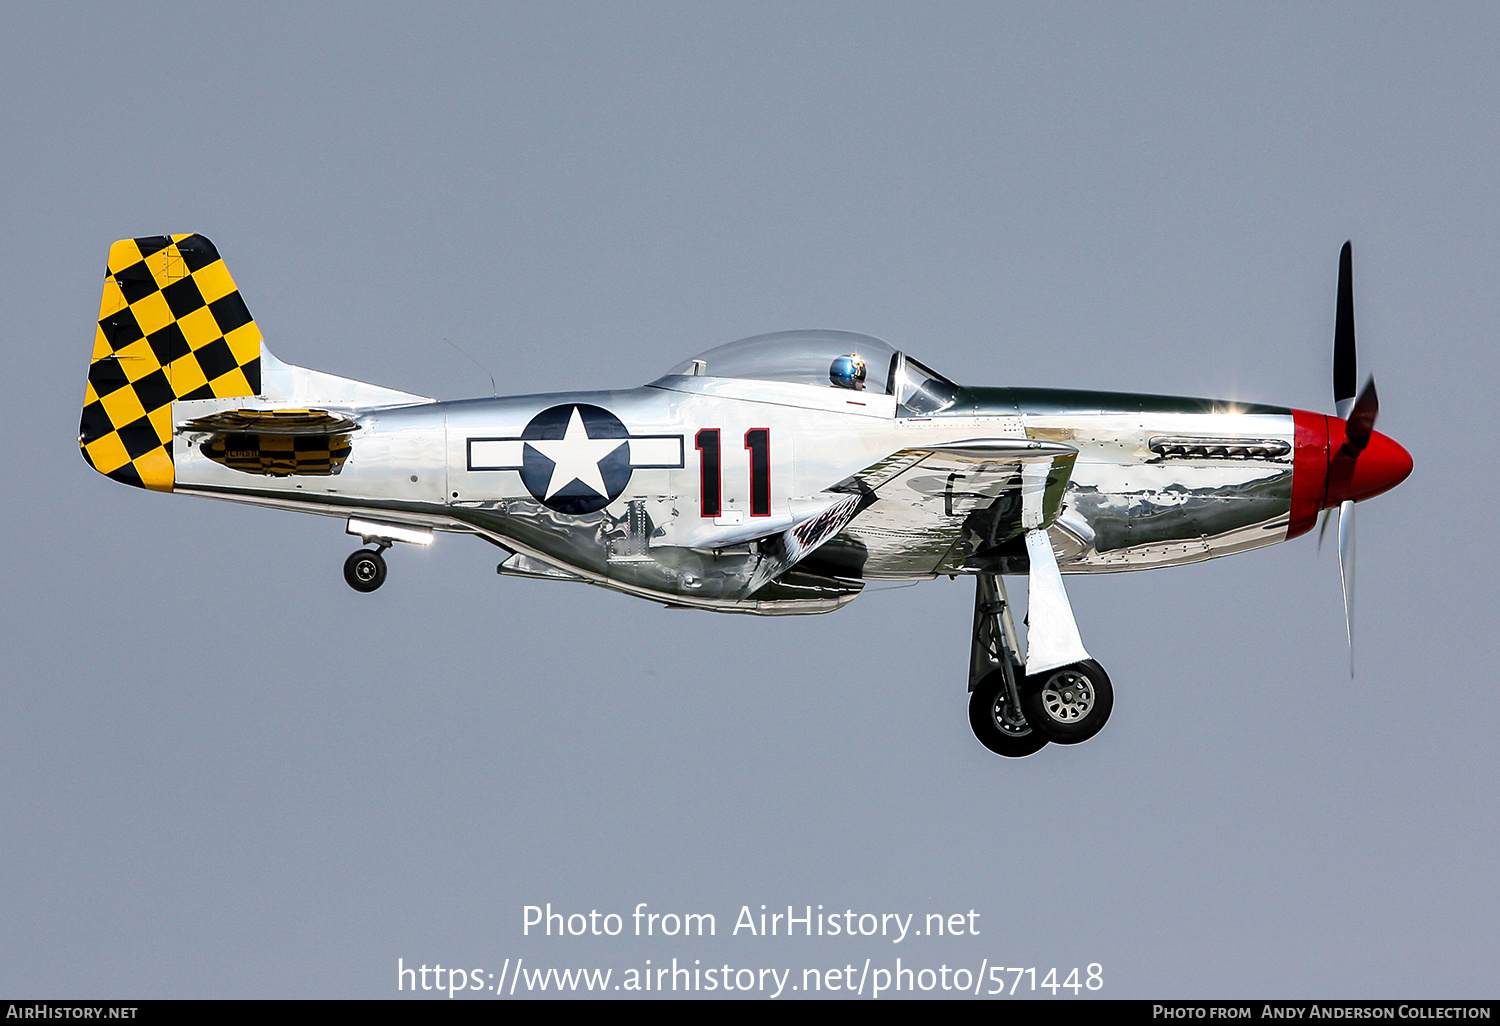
80, 233, 431, 494
258, 345, 432, 407
179, 408, 360, 435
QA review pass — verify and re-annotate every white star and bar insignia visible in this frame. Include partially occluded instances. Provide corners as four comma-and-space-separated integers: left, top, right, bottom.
467, 403, 683, 514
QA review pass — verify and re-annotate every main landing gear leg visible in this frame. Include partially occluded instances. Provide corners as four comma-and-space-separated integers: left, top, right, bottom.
1015, 528, 1114, 746
967, 573, 1047, 757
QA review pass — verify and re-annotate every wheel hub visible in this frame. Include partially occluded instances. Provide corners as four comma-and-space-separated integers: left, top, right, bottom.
990, 693, 1031, 737
1040, 671, 1094, 723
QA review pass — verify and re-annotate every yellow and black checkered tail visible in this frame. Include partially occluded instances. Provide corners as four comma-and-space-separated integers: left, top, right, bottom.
80, 234, 263, 491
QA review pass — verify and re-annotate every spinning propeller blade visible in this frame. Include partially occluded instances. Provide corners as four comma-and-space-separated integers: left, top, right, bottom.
1323, 244, 1398, 675
1341, 378, 1379, 456
1338, 498, 1355, 668
1334, 241, 1357, 419
1331, 243, 1364, 671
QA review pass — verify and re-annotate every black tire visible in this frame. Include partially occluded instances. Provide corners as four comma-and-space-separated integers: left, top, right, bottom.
968, 668, 1049, 758
1020, 660, 1113, 745
343, 549, 387, 593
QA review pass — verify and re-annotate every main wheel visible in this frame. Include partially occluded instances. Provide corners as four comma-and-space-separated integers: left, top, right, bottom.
1020, 660, 1113, 745
343, 548, 387, 592
968, 668, 1048, 758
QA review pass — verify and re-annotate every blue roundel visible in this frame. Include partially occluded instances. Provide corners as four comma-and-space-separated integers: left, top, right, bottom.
518, 404, 631, 515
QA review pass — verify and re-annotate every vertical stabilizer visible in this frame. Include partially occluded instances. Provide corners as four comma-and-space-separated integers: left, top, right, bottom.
79, 234, 262, 491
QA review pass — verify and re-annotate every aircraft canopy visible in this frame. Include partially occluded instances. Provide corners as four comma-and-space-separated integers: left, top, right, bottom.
661, 329, 960, 412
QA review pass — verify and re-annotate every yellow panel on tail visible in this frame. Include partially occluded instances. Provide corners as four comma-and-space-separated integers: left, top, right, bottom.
79, 235, 263, 491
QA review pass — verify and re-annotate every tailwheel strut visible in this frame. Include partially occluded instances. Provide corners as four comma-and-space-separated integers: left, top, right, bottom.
340, 517, 435, 594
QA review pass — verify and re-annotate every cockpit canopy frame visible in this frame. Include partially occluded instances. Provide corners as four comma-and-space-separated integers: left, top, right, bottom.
658, 329, 961, 414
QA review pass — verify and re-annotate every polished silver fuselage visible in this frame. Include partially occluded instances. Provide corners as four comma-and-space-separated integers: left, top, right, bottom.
173, 375, 1298, 615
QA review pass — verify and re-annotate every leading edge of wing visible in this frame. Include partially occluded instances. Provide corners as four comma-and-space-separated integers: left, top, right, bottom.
819, 437, 1080, 580
830, 438, 1078, 495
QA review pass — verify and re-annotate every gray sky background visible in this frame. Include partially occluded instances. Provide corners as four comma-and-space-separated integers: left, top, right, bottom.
2, 2, 1496, 999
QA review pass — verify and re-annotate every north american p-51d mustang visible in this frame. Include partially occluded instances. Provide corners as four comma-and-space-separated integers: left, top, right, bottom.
80, 235, 1411, 756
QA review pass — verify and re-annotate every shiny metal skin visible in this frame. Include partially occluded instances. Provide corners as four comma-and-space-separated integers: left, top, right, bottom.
86, 235, 1414, 755
82, 234, 1416, 762
169, 328, 1408, 615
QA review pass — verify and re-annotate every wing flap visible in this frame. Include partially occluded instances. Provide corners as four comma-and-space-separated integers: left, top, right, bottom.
740, 493, 866, 595
677, 490, 859, 552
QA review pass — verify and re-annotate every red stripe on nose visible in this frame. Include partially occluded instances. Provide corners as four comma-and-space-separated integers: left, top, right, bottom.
1289, 409, 1330, 539
1288, 409, 1413, 540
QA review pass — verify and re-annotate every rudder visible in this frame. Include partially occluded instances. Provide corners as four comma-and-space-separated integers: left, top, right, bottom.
79, 234, 263, 491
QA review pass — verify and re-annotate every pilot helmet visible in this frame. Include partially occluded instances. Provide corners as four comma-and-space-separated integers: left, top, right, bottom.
829, 354, 867, 390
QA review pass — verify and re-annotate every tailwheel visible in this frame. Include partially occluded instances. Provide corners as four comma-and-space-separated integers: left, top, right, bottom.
1021, 660, 1113, 745
968, 668, 1048, 758
343, 548, 388, 593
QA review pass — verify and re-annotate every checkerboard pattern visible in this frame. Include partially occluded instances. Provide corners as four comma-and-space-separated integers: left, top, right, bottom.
201, 432, 353, 477
79, 234, 263, 491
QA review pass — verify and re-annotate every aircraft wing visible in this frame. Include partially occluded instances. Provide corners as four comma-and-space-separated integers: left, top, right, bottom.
736, 437, 1078, 595
817, 437, 1080, 580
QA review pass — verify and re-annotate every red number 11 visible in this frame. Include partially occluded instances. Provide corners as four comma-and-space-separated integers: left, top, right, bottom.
695, 428, 770, 517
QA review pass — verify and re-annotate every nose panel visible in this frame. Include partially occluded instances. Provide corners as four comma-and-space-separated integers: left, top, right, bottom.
1288, 411, 1413, 539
